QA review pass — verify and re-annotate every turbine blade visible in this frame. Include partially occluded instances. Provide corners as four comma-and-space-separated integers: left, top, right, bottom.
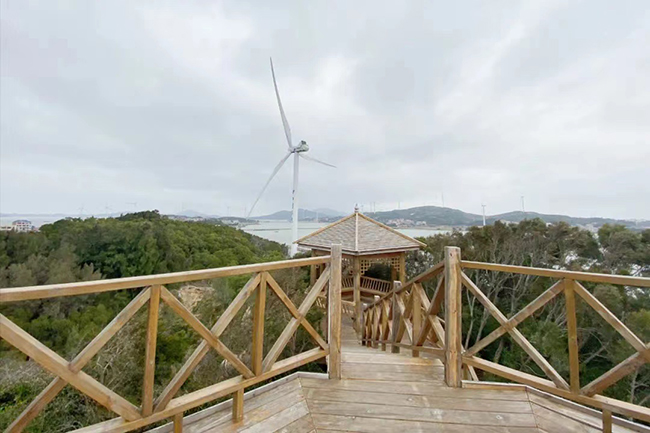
299, 153, 336, 168
270, 57, 293, 150
247, 152, 292, 218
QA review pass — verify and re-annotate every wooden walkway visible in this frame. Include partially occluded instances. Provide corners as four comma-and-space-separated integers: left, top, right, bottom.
153, 319, 644, 433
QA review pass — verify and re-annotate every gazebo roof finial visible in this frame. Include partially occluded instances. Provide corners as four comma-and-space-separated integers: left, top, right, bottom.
354, 204, 359, 213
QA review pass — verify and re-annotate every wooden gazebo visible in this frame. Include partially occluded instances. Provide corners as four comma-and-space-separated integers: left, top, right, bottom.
296, 207, 425, 332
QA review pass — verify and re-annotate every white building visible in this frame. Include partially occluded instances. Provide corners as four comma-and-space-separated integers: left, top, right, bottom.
12, 220, 33, 232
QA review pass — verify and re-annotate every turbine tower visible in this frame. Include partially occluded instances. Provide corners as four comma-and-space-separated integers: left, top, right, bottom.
248, 58, 336, 256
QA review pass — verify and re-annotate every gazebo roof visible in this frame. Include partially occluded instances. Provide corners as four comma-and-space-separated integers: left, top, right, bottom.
296, 210, 426, 256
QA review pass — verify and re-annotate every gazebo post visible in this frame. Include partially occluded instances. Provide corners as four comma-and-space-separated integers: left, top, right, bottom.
310, 250, 317, 286
353, 256, 362, 337
399, 252, 406, 283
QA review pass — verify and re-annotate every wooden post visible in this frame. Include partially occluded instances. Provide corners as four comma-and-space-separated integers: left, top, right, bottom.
444, 246, 462, 388
328, 244, 342, 380
372, 296, 380, 348
310, 250, 317, 286
252, 273, 266, 376
391, 281, 402, 353
353, 256, 362, 339
564, 279, 580, 394
412, 285, 421, 358
232, 388, 244, 422
381, 299, 388, 351
399, 252, 406, 283
602, 408, 612, 433
142, 284, 161, 416
173, 412, 183, 433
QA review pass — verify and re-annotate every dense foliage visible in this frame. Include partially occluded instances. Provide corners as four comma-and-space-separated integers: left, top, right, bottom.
0, 212, 326, 432
408, 220, 650, 407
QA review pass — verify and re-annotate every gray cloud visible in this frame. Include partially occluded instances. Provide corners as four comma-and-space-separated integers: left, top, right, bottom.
1, 0, 649, 219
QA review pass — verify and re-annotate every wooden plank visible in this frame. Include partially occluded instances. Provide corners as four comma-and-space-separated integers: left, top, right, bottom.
300, 377, 530, 401
6, 288, 151, 433
232, 389, 244, 422
415, 276, 444, 347
272, 414, 315, 433
159, 287, 254, 378
462, 273, 570, 390
574, 282, 650, 362
328, 245, 342, 380
142, 284, 161, 416
155, 273, 261, 411
565, 279, 581, 394
380, 299, 389, 351
239, 400, 309, 433
0, 256, 330, 302
445, 246, 462, 387
0, 314, 141, 421
307, 399, 539, 427
252, 273, 267, 375
302, 387, 533, 413
310, 413, 539, 433
466, 280, 564, 356
461, 261, 650, 288
262, 268, 330, 372
531, 403, 601, 433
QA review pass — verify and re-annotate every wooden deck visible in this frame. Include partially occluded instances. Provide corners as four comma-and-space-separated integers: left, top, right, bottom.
149, 319, 645, 433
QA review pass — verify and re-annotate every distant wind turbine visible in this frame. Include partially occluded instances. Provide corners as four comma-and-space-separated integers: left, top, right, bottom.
247, 58, 336, 256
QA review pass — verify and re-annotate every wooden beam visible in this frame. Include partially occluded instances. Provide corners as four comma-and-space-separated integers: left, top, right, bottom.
5, 288, 151, 433
252, 273, 266, 375
159, 287, 254, 378
0, 314, 141, 421
262, 267, 330, 372
582, 348, 648, 396
574, 282, 650, 362
399, 252, 406, 283
154, 273, 261, 411
602, 408, 612, 433
173, 413, 183, 433
411, 284, 422, 357
232, 389, 243, 422
142, 285, 161, 416
353, 256, 361, 338
465, 280, 564, 356
564, 279, 580, 393
265, 273, 327, 350
328, 244, 342, 380
391, 281, 402, 353
0, 256, 330, 303
462, 273, 570, 390
444, 246, 462, 388
461, 260, 650, 288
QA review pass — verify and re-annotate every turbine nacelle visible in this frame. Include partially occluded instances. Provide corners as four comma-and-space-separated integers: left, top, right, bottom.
293, 140, 309, 153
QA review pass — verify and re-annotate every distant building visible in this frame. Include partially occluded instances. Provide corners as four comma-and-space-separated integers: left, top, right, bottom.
12, 220, 34, 232
0, 226, 12, 231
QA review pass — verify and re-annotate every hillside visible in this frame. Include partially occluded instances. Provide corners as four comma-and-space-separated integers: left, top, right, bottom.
365, 206, 648, 229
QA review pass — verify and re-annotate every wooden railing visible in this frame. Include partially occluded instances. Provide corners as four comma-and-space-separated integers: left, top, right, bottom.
0, 246, 343, 433
362, 246, 650, 428
342, 275, 393, 294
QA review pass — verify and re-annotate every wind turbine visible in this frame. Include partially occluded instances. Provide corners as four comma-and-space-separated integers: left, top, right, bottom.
248, 58, 335, 256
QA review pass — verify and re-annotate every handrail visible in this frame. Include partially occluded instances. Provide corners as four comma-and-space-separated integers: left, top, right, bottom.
0, 255, 331, 303
361, 251, 650, 428
0, 252, 342, 433
462, 260, 650, 288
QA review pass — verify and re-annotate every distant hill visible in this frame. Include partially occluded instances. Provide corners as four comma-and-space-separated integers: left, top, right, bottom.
254, 208, 345, 221
365, 206, 649, 229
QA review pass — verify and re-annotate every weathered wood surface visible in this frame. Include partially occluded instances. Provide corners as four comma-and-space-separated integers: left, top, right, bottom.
137, 317, 650, 433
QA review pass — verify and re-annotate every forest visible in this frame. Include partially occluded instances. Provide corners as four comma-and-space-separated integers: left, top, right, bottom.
407, 219, 650, 408
0, 213, 648, 431
0, 212, 320, 432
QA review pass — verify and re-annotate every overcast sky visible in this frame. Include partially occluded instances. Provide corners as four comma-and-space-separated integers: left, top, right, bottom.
1, 1, 649, 219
